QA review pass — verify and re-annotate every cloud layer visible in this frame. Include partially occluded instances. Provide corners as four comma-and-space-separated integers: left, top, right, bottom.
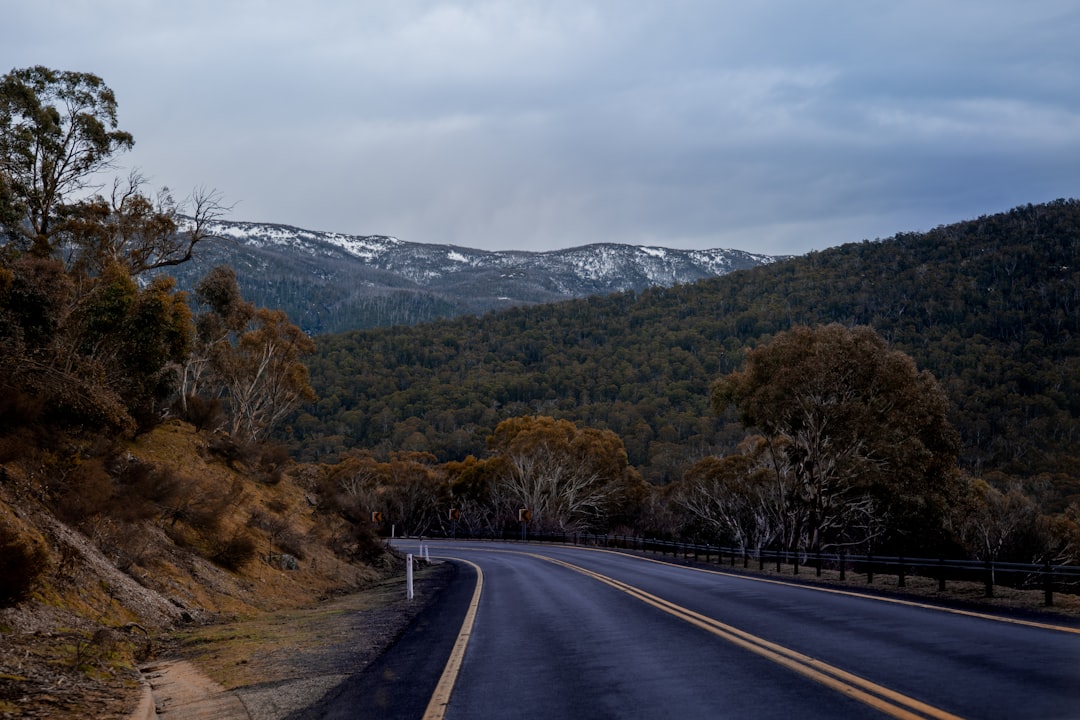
5, 1, 1079, 254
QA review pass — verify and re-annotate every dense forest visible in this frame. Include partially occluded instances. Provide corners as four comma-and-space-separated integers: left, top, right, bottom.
292, 199, 1080, 514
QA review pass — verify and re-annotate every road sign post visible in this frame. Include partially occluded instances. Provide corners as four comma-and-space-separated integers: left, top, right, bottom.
518, 507, 531, 541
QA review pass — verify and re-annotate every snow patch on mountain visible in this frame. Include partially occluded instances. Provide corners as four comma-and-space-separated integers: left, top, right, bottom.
175, 217, 784, 333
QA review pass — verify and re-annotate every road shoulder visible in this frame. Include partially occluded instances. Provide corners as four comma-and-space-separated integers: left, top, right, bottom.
128, 561, 457, 720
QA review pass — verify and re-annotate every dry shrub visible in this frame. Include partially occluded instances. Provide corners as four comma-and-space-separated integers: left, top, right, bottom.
210, 529, 259, 571
0, 514, 51, 606
51, 454, 174, 527
0, 386, 45, 434
51, 458, 113, 526
0, 430, 34, 463
173, 394, 225, 432
267, 495, 290, 514
206, 432, 242, 466
275, 528, 306, 560
248, 508, 306, 561
98, 521, 157, 573
163, 522, 192, 549
247, 508, 288, 536
256, 443, 291, 485
108, 457, 184, 522
69, 627, 141, 673
333, 521, 385, 565
164, 477, 242, 535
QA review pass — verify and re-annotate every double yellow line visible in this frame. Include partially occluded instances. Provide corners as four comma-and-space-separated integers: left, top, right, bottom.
422, 546, 968, 720
535, 553, 964, 720
588, 546, 1080, 637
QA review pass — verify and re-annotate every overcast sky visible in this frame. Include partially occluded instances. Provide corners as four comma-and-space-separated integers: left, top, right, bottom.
5, 1, 1079, 255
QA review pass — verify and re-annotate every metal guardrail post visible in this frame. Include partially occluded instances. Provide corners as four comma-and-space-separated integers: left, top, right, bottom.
898, 557, 906, 588
938, 557, 946, 591
839, 550, 846, 581
867, 554, 874, 584
985, 559, 995, 598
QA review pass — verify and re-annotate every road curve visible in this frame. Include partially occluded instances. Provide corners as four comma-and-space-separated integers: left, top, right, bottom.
366, 540, 1080, 720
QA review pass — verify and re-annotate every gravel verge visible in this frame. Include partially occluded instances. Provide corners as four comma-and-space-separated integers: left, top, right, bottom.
133, 561, 456, 720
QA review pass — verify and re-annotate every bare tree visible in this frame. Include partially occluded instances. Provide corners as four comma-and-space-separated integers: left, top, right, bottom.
60, 173, 230, 278
488, 416, 641, 533
177, 266, 254, 416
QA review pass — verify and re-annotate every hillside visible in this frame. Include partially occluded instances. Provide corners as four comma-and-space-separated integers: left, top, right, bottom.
0, 421, 394, 718
292, 200, 1080, 509
160, 220, 778, 334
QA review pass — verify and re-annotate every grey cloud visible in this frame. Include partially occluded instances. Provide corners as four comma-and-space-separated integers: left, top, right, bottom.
4, 1, 1079, 254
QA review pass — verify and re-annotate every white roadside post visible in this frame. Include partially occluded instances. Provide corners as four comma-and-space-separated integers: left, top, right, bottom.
406, 554, 414, 600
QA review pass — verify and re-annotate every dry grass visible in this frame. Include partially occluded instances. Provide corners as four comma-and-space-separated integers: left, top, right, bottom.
118, 420, 386, 615
171, 563, 448, 692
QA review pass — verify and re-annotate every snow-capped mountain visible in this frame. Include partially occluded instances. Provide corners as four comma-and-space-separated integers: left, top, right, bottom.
166, 219, 782, 334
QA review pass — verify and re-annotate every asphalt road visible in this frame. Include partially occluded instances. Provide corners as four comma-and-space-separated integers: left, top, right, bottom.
325, 540, 1080, 720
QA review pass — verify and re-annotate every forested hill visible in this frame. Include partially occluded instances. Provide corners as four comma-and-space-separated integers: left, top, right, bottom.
291, 199, 1080, 510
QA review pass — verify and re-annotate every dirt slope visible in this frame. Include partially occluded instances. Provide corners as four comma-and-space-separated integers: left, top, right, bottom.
0, 420, 392, 718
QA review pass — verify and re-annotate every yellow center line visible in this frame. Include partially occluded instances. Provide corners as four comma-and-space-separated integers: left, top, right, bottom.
531, 552, 966, 720
422, 557, 484, 720
563, 544, 1080, 637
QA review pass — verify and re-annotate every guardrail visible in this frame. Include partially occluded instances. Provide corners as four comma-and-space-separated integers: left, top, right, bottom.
430, 530, 1080, 607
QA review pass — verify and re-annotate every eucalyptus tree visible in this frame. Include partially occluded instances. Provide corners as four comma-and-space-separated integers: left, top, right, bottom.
0, 66, 133, 254
1, 67, 226, 274
487, 415, 646, 533
181, 265, 316, 443
711, 324, 962, 554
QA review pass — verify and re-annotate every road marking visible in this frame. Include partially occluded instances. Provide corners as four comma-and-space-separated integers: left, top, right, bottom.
425, 541, 1080, 636
557, 544, 1080, 637
422, 558, 484, 720
532, 553, 966, 720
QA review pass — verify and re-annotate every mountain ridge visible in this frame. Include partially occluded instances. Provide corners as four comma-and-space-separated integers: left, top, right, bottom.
165, 219, 782, 333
